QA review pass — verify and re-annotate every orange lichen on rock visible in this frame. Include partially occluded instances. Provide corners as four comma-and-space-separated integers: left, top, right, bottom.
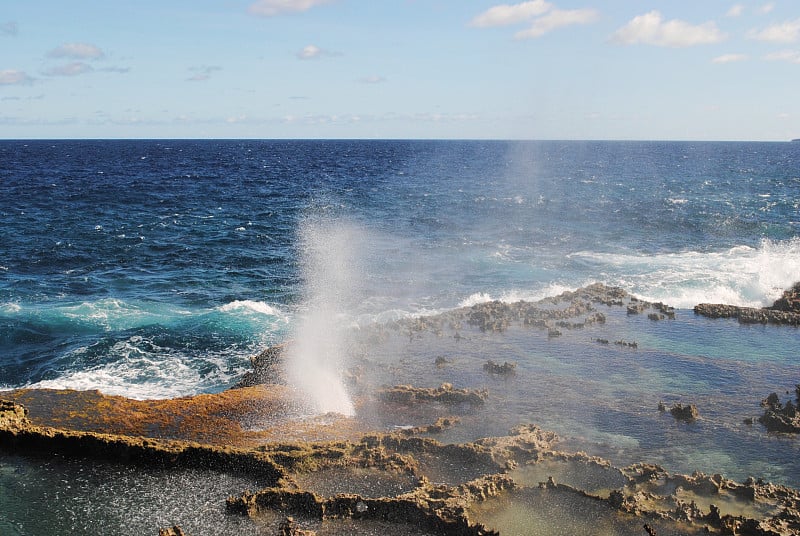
1, 385, 370, 447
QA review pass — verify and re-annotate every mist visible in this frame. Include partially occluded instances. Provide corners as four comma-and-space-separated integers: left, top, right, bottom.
284, 216, 366, 416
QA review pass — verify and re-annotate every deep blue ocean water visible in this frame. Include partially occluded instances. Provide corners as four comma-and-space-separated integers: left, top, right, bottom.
1, 140, 798, 398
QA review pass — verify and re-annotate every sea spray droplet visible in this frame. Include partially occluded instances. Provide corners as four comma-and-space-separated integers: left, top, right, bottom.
285, 217, 362, 417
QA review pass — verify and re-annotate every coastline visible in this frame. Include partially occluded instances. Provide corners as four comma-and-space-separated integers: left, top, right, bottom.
2, 283, 800, 535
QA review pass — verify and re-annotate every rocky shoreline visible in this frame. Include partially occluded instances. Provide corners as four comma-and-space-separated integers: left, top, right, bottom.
2, 283, 800, 535
3, 396, 800, 535
694, 282, 800, 326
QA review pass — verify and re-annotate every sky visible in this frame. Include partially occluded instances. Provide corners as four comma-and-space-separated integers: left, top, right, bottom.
1, 1, 799, 140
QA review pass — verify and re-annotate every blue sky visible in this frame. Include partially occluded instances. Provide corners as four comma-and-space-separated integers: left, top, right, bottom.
1, 1, 799, 140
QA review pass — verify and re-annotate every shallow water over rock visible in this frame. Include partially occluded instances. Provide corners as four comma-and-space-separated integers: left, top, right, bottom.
468, 487, 705, 536
2, 285, 800, 535
293, 467, 419, 498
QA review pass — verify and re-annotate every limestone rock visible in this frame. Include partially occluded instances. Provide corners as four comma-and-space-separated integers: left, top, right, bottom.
769, 282, 800, 313
669, 403, 699, 423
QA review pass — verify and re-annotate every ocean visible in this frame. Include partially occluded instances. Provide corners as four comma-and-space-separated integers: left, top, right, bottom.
1, 140, 800, 533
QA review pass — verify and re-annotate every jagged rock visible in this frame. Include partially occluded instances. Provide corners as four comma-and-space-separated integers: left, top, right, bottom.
229, 471, 512, 535
627, 303, 647, 315
769, 282, 800, 313
4, 393, 800, 536
234, 343, 288, 388
759, 391, 800, 433
669, 403, 699, 423
483, 360, 516, 375
695, 302, 800, 326
378, 383, 488, 406
0, 399, 28, 428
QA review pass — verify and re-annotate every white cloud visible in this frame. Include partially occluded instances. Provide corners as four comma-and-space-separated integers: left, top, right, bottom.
748, 19, 800, 43
296, 44, 340, 59
514, 8, 599, 39
47, 42, 104, 60
759, 2, 775, 15
0, 69, 32, 85
726, 4, 744, 17
764, 49, 800, 63
712, 53, 748, 63
359, 75, 385, 84
299, 44, 321, 59
43, 62, 93, 76
248, 0, 331, 17
297, 44, 323, 59
469, 0, 552, 28
611, 11, 727, 47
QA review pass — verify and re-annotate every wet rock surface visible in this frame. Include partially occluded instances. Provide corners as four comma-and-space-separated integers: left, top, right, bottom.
3, 390, 800, 536
768, 282, 800, 313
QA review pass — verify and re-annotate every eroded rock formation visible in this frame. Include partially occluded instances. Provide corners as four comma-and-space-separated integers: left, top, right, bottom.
759, 390, 800, 433
377, 383, 489, 406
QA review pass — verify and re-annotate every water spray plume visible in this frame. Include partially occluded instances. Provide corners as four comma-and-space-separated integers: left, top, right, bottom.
285, 217, 361, 416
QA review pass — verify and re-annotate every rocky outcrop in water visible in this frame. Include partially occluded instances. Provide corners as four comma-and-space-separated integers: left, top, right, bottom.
768, 282, 800, 313
234, 343, 288, 388
695, 282, 800, 326
482, 360, 516, 375
669, 403, 700, 423
694, 303, 800, 326
377, 383, 489, 406
759, 389, 800, 433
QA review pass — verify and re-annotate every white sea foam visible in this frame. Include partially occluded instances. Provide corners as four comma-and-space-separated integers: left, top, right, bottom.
458, 292, 495, 308
1, 303, 22, 314
56, 298, 185, 331
27, 343, 245, 400
570, 238, 800, 309
219, 300, 283, 317
457, 283, 577, 308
